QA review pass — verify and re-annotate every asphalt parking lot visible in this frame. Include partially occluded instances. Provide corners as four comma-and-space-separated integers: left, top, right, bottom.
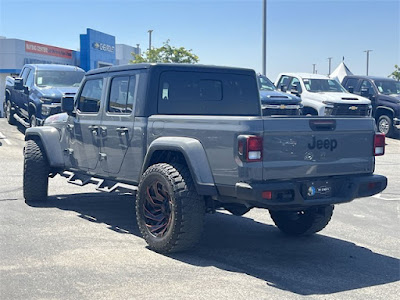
0, 118, 399, 300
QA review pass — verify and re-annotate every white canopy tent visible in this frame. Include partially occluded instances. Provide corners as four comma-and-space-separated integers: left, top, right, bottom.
330, 62, 353, 83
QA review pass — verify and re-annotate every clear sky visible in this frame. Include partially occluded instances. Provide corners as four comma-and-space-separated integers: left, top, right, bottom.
0, 0, 399, 81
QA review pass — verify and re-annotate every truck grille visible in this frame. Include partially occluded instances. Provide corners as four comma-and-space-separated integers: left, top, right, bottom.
331, 104, 369, 116
263, 108, 299, 116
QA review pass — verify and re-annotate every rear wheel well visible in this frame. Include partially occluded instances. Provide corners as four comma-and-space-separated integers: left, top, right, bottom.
147, 150, 187, 170
145, 150, 205, 195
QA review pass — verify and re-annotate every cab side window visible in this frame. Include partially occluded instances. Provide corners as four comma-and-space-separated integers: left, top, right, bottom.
25, 71, 35, 89
108, 75, 136, 114
361, 80, 374, 95
78, 78, 103, 113
277, 76, 290, 91
20, 68, 31, 85
343, 78, 358, 92
288, 77, 302, 93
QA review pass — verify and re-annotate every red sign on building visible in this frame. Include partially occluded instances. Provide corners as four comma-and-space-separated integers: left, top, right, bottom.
25, 41, 73, 59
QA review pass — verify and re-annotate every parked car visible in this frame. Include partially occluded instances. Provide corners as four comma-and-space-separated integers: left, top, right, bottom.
23, 63, 387, 253
257, 74, 302, 116
275, 73, 371, 116
4, 64, 85, 127
342, 75, 400, 136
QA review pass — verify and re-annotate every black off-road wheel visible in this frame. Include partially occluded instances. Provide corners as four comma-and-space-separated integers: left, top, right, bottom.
136, 163, 206, 253
377, 115, 394, 137
23, 140, 50, 203
5, 100, 16, 125
269, 205, 334, 236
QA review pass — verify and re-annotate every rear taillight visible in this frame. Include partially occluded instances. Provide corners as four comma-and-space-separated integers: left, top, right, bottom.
238, 135, 263, 162
374, 133, 385, 156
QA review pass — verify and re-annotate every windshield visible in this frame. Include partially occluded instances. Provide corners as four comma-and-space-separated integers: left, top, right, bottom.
374, 80, 400, 95
258, 75, 276, 91
302, 78, 346, 93
36, 70, 85, 87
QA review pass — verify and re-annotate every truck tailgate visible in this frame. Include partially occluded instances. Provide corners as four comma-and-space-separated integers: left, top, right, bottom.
262, 117, 375, 180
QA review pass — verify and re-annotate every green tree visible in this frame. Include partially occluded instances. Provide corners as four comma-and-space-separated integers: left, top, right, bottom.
130, 40, 199, 64
389, 64, 400, 81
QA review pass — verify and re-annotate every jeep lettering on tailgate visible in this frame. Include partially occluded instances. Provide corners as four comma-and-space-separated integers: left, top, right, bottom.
308, 136, 338, 151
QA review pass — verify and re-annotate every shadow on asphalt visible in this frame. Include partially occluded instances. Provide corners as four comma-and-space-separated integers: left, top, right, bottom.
28, 193, 399, 296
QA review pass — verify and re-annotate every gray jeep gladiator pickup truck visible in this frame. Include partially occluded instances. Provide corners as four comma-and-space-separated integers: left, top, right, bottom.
23, 63, 387, 253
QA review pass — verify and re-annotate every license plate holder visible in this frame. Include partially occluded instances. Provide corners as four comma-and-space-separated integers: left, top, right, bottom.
302, 180, 332, 199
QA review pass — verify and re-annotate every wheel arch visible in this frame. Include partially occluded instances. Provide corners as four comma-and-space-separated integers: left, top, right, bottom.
375, 106, 394, 120
142, 137, 217, 196
25, 127, 64, 168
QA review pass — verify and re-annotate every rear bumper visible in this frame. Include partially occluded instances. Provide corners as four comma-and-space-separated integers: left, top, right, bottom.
230, 174, 387, 210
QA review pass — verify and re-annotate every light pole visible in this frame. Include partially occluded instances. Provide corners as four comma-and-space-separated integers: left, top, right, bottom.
312, 64, 316, 74
364, 50, 372, 75
136, 44, 140, 55
262, 0, 267, 75
327, 57, 333, 75
148, 30, 153, 51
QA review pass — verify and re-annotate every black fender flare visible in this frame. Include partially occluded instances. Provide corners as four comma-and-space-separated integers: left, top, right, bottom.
142, 137, 217, 196
25, 127, 64, 168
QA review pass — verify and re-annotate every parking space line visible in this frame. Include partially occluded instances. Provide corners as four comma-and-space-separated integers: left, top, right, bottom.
372, 193, 400, 201
0, 132, 12, 145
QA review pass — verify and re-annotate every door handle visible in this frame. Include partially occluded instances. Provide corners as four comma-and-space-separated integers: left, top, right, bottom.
100, 126, 107, 137
88, 125, 99, 136
116, 127, 129, 136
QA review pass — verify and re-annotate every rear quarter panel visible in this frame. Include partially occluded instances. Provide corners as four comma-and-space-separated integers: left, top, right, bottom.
147, 115, 264, 186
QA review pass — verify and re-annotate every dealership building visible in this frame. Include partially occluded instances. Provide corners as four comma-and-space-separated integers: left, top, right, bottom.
0, 28, 140, 116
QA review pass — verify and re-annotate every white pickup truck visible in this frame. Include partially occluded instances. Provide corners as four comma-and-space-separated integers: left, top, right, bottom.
275, 73, 371, 116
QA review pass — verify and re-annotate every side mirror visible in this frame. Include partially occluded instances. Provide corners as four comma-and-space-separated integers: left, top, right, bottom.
348, 86, 354, 93
61, 95, 75, 116
360, 88, 369, 97
291, 84, 299, 94
280, 85, 287, 92
14, 78, 23, 90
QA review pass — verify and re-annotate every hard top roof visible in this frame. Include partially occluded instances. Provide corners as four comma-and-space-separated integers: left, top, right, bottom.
86, 63, 256, 76
26, 64, 84, 72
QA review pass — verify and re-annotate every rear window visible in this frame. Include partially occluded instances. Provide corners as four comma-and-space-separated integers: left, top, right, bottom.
158, 71, 260, 115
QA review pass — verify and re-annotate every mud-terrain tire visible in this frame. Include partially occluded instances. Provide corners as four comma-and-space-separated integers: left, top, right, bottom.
136, 163, 205, 253
23, 140, 49, 203
269, 205, 334, 236
5, 100, 16, 125
377, 115, 393, 137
